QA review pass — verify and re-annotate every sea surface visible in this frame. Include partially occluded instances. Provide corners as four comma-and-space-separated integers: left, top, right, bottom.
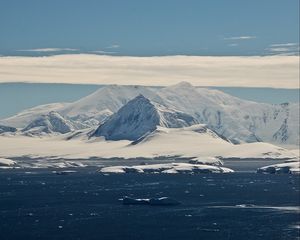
0, 168, 299, 240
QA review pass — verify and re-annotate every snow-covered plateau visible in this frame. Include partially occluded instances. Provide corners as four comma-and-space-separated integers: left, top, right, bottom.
0, 82, 298, 169
0, 124, 298, 169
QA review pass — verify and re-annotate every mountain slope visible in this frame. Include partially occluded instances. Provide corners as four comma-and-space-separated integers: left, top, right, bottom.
22, 111, 78, 135
60, 85, 163, 121
93, 95, 198, 141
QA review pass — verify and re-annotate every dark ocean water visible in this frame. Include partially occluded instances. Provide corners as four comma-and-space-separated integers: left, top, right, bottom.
0, 169, 299, 240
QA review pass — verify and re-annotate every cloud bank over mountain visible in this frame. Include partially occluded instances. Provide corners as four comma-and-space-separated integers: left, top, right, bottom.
0, 54, 298, 88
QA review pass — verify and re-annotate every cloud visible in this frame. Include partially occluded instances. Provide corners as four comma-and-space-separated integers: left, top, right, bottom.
224, 36, 256, 40
265, 43, 299, 56
268, 47, 291, 52
270, 43, 298, 47
106, 44, 120, 49
0, 54, 298, 89
228, 43, 238, 47
89, 50, 116, 54
17, 48, 79, 52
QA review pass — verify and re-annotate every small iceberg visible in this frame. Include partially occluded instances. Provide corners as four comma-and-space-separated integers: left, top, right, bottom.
122, 196, 180, 206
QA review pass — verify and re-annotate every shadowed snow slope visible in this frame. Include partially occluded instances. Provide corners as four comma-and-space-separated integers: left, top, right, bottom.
0, 82, 299, 146
93, 95, 197, 141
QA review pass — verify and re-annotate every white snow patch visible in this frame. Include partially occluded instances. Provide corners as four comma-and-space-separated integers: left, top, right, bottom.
0, 158, 16, 167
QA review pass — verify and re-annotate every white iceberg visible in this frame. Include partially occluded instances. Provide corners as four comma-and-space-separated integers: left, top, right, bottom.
100, 162, 234, 174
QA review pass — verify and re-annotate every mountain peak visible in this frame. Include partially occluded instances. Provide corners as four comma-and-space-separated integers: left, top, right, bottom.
129, 94, 151, 104
172, 81, 194, 89
60, 84, 161, 118
134, 94, 149, 100
93, 95, 197, 141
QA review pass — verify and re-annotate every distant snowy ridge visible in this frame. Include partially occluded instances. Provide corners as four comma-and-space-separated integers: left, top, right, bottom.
0, 82, 299, 146
21, 111, 84, 135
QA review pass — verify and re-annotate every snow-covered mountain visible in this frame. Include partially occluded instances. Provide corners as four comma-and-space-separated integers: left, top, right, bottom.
21, 111, 81, 135
157, 82, 299, 145
93, 94, 197, 141
1, 82, 299, 146
60, 85, 163, 123
0, 103, 68, 128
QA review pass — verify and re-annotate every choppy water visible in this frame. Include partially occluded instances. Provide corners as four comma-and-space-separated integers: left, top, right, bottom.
0, 169, 299, 240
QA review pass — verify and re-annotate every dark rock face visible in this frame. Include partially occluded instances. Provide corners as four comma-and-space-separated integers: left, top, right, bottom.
0, 125, 17, 134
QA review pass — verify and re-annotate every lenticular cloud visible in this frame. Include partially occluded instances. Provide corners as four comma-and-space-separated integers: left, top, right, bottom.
0, 54, 298, 88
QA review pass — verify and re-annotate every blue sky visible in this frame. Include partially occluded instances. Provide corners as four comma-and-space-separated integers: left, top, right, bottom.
0, 0, 299, 56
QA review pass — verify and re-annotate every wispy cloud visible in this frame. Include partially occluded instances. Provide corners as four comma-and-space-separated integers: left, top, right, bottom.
90, 50, 116, 54
270, 43, 298, 47
228, 43, 238, 47
106, 44, 120, 49
265, 43, 299, 56
17, 48, 79, 52
224, 36, 256, 40
0, 54, 298, 89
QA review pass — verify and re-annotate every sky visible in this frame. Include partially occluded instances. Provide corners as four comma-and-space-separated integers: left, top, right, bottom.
0, 0, 299, 56
0, 0, 299, 118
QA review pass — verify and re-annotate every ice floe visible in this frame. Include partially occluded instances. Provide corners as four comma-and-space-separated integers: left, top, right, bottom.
122, 196, 180, 206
